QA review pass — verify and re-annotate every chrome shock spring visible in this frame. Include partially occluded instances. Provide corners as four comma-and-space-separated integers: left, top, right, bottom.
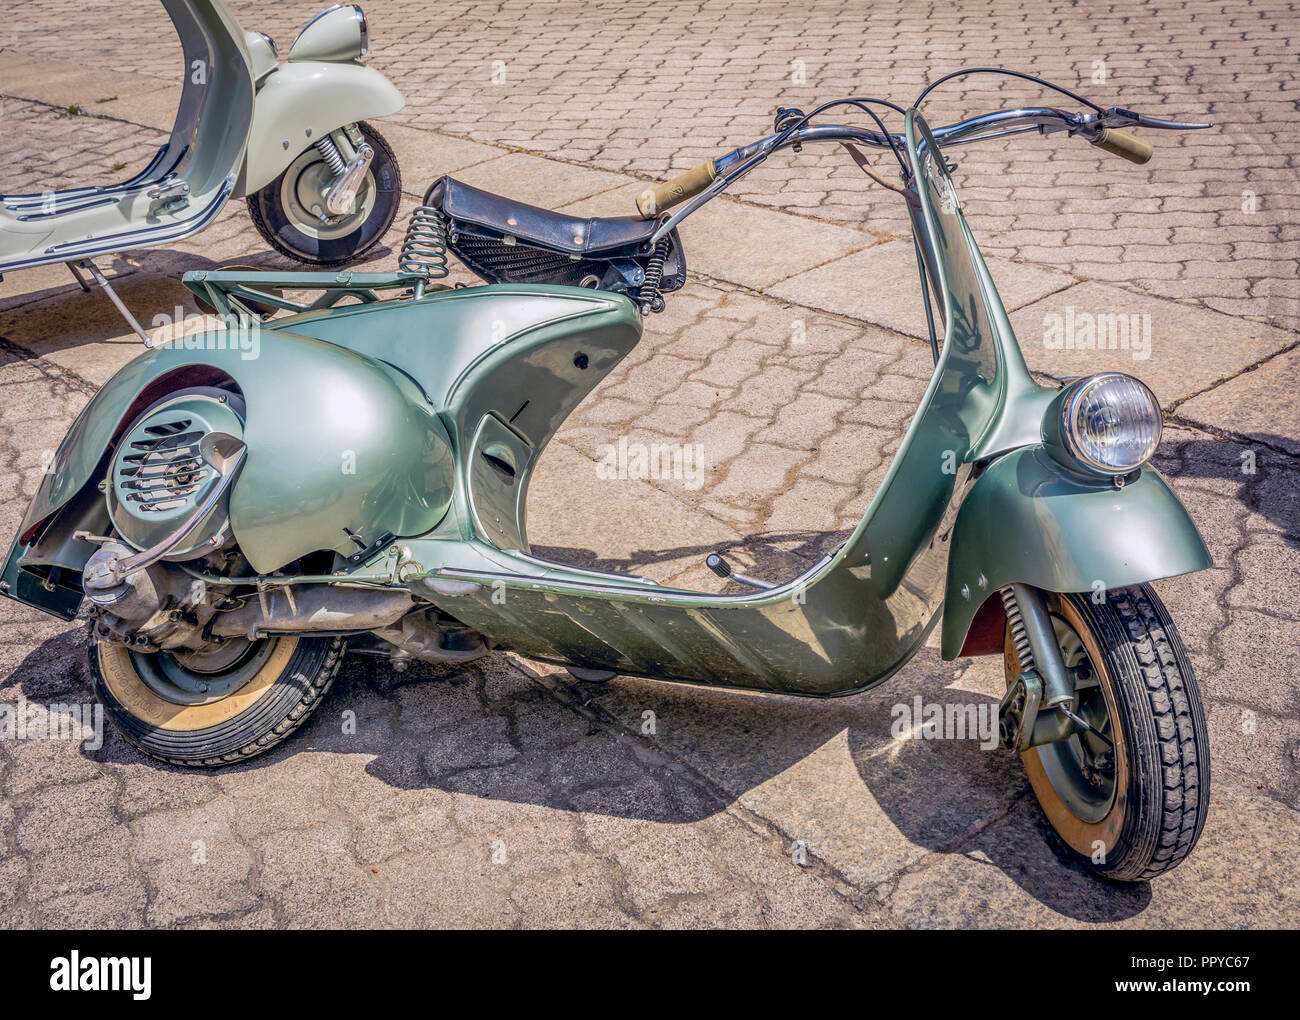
1000, 586, 1035, 673
315, 135, 347, 177
399, 206, 450, 296
637, 239, 669, 315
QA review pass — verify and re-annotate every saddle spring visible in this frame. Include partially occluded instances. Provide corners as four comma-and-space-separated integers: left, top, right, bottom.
400, 205, 450, 297
637, 238, 669, 315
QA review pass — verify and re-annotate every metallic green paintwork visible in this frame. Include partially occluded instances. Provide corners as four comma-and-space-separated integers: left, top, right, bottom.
939, 449, 1212, 658
12, 284, 638, 578
13, 329, 454, 576
3, 111, 1213, 697
274, 285, 645, 553
233, 58, 404, 196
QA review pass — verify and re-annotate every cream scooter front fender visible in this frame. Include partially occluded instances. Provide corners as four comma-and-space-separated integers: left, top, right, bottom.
233, 60, 404, 197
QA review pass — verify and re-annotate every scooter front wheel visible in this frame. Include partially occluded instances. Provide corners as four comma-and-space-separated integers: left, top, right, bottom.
1003, 585, 1210, 882
246, 122, 401, 266
90, 629, 346, 767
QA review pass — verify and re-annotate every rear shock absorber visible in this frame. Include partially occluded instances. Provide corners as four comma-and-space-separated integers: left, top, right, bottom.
637, 239, 669, 316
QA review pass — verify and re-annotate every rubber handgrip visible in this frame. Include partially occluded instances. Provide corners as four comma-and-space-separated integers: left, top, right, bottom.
635, 161, 717, 218
1090, 128, 1153, 165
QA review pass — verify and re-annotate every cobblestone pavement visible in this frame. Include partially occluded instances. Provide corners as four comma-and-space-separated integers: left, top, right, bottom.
0, 1, 1297, 927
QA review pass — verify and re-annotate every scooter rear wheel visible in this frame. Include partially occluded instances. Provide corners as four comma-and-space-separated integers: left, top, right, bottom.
1003, 585, 1210, 882
90, 630, 346, 767
246, 122, 401, 266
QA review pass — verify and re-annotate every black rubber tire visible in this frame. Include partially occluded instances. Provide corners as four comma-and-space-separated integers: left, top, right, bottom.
90, 631, 345, 768
246, 122, 401, 266
1019, 585, 1210, 882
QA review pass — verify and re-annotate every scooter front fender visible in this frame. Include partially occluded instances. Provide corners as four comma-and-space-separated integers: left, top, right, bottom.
235, 60, 404, 196
941, 445, 1212, 659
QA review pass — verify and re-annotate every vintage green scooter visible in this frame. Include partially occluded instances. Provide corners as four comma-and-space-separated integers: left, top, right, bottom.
0, 1, 404, 339
2, 71, 1215, 882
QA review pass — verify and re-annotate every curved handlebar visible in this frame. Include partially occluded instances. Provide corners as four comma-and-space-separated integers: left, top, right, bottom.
637, 104, 1211, 225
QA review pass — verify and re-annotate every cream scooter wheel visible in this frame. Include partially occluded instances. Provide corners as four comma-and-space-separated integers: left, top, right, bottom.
246, 122, 401, 266
1003, 585, 1210, 881
90, 630, 346, 767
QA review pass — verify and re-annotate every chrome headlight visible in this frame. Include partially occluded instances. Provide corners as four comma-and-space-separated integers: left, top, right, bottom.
1044, 373, 1162, 475
288, 4, 367, 62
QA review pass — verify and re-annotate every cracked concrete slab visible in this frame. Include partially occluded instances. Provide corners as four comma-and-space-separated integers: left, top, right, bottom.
378, 123, 507, 196
1010, 281, 1296, 407
1177, 346, 1300, 456
1, 0, 1297, 930
768, 240, 1074, 338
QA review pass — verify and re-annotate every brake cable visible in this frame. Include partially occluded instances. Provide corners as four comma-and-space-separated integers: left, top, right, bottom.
915, 67, 1105, 114
770, 97, 912, 174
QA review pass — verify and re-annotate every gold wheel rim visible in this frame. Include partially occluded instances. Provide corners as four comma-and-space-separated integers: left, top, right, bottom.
98, 637, 299, 732
1004, 595, 1129, 860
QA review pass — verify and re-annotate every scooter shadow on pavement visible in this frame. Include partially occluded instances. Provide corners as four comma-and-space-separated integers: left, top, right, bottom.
1156, 434, 1299, 549
0, 242, 396, 353
4, 534, 1150, 923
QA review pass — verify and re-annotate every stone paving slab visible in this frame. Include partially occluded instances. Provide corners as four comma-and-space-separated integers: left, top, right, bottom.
0, 52, 169, 108
1177, 346, 1300, 456
379, 122, 506, 195
443, 151, 632, 209
1009, 281, 1297, 407
0, 257, 136, 315
91, 86, 184, 133
768, 239, 1075, 339
560, 183, 882, 290
7, 0, 1298, 331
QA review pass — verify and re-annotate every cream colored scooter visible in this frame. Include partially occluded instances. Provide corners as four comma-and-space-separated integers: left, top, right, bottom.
0, 1, 404, 337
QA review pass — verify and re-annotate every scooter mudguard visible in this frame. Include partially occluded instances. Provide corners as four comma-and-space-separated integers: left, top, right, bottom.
5, 328, 453, 598
235, 61, 404, 196
4, 283, 641, 619
939, 446, 1213, 659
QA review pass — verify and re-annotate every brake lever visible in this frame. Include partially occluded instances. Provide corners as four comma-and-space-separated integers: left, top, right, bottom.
1079, 106, 1213, 137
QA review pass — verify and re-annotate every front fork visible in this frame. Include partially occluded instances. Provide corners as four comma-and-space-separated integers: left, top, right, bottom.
998, 584, 1086, 751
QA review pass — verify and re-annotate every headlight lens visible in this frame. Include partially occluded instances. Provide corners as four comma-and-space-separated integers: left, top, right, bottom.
1062, 373, 1162, 473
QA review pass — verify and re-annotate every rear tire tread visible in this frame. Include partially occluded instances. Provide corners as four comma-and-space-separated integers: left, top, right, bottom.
95, 635, 346, 769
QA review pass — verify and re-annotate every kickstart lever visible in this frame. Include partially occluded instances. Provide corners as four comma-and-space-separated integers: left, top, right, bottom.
705, 552, 775, 590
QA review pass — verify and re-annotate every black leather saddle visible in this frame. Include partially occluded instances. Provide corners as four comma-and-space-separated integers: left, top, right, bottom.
421, 176, 686, 296
424, 177, 659, 257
